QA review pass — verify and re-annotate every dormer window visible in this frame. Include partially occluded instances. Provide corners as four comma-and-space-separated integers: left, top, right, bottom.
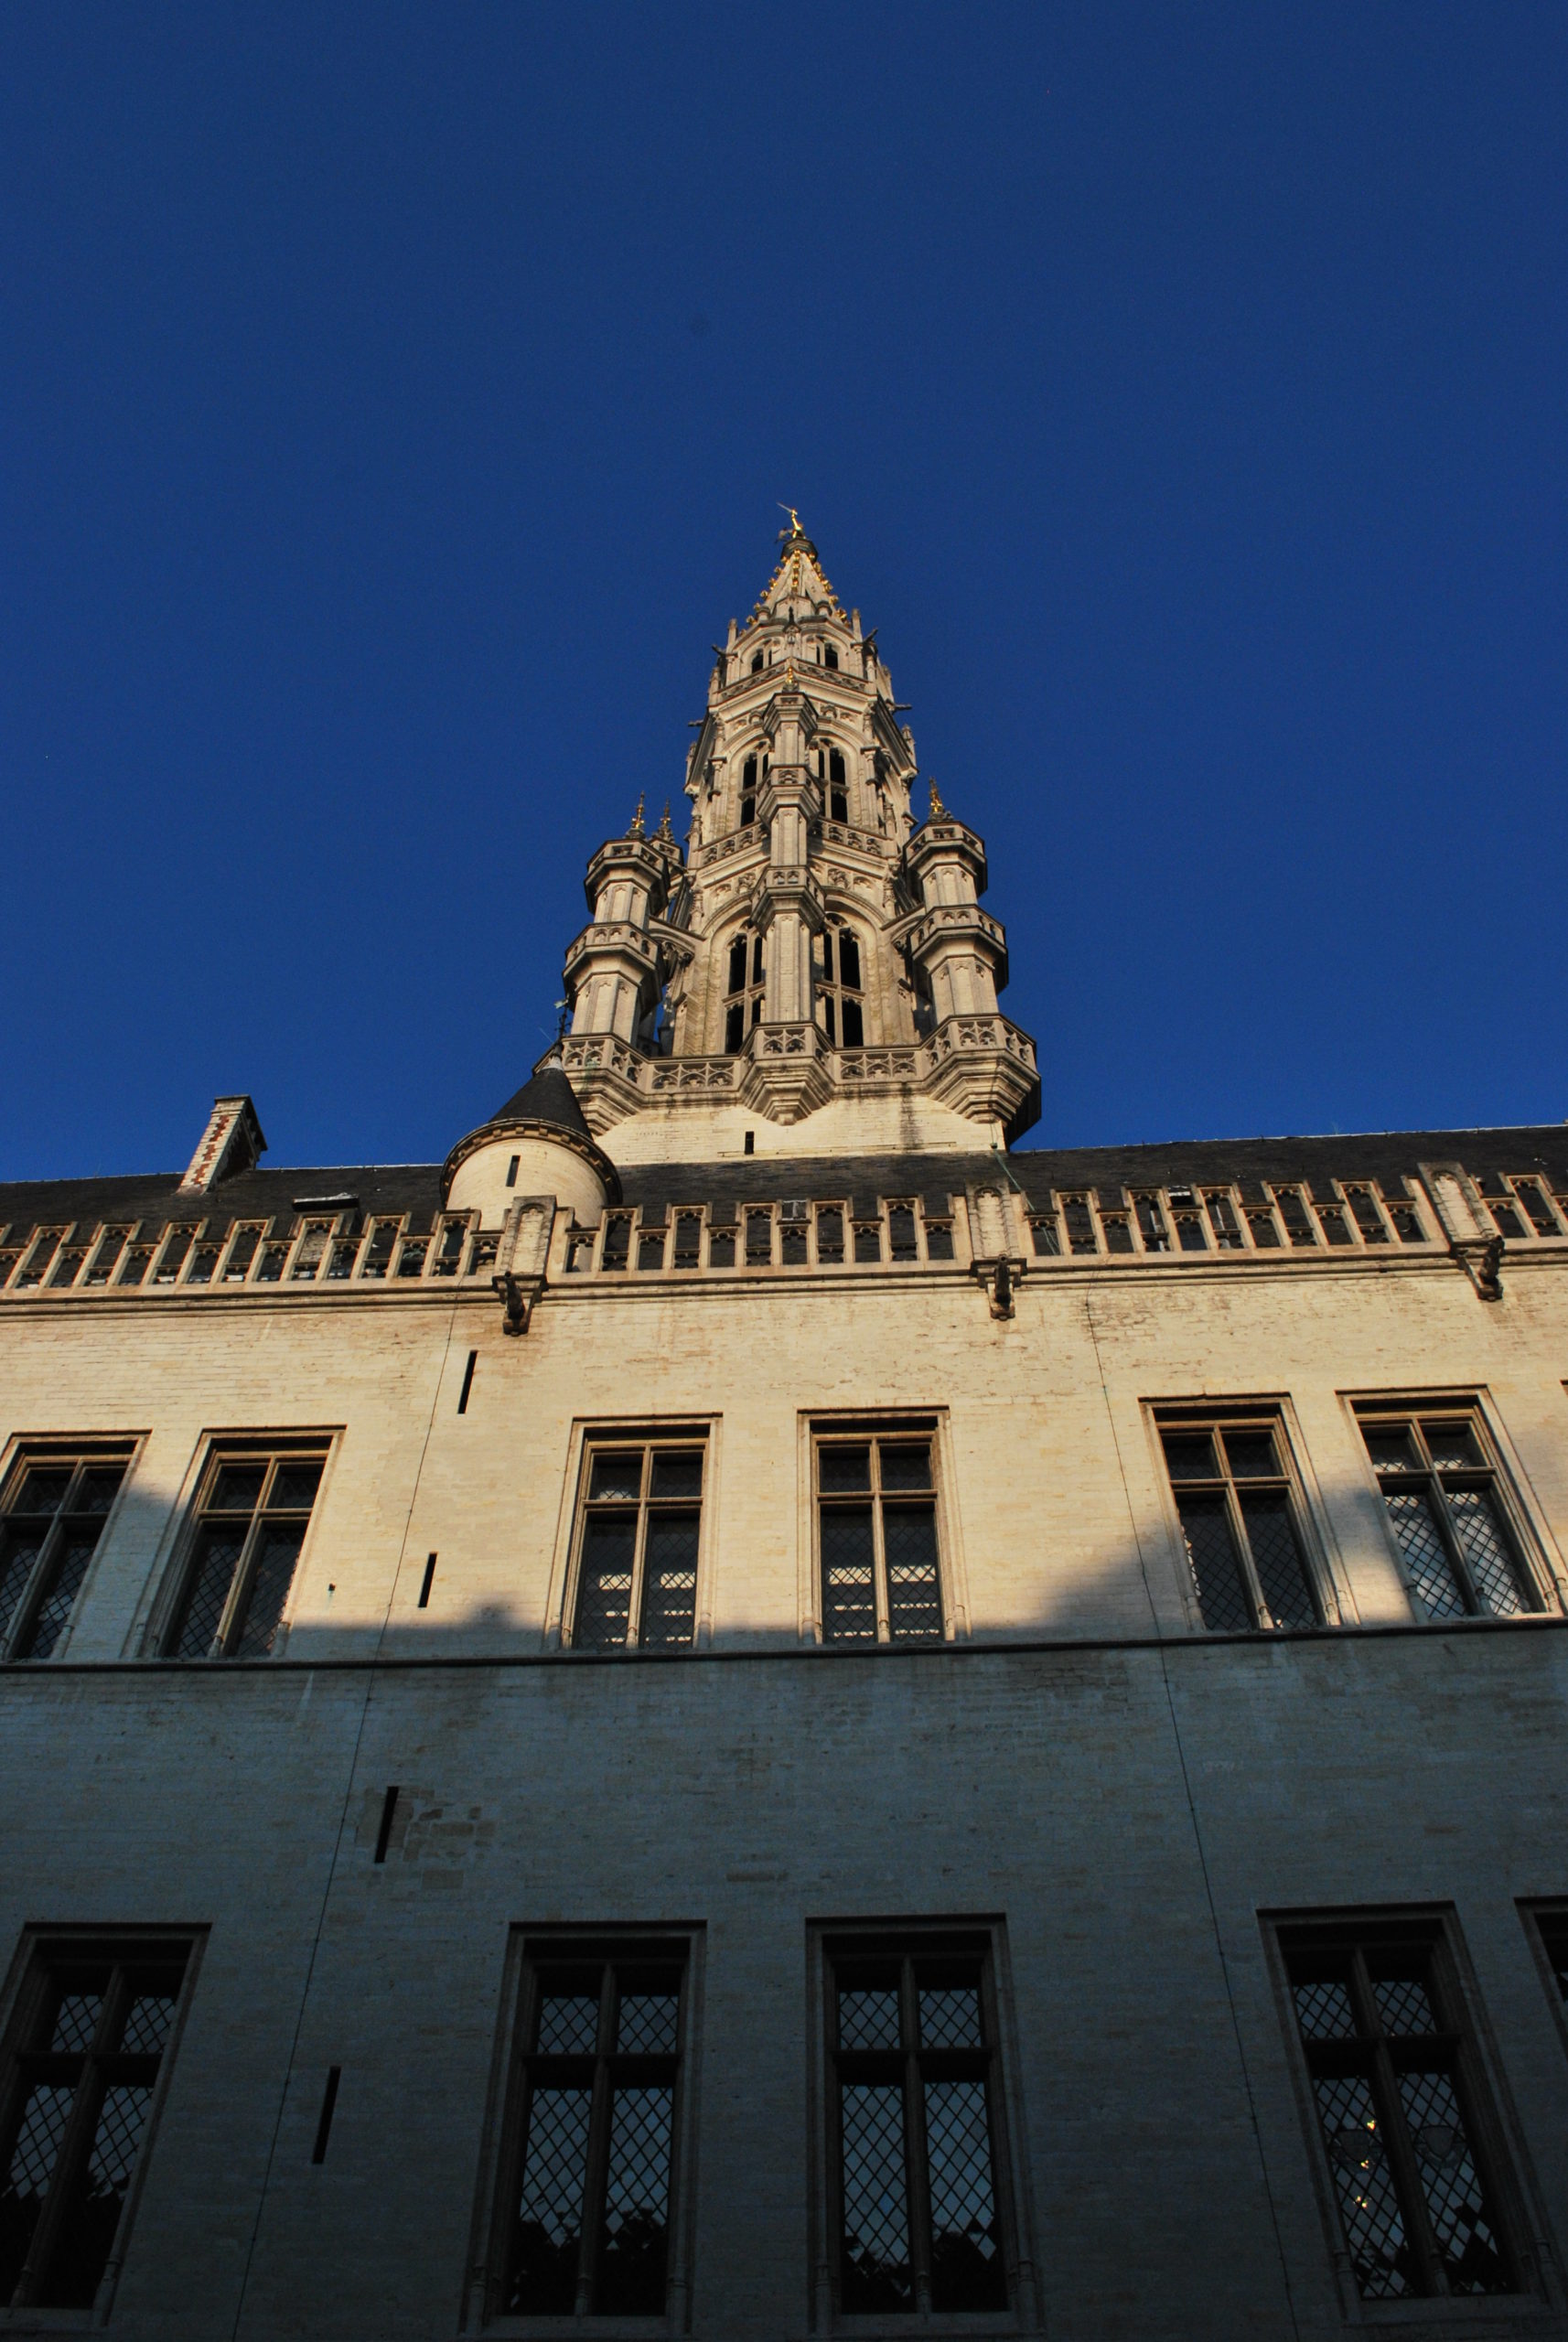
819, 925, 865, 1048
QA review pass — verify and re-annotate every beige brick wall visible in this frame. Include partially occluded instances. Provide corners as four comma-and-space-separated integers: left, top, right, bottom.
0, 1243, 1563, 2336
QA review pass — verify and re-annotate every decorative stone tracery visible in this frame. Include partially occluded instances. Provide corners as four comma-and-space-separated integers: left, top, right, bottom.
555, 521, 1040, 1142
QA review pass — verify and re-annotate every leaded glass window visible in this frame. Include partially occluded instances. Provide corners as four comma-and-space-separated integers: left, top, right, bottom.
1356, 1406, 1540, 1621
0, 1445, 133, 1660
499, 1942, 687, 2318
569, 1439, 704, 1651
0, 1936, 193, 2311
162, 1445, 327, 1659
1158, 1412, 1321, 1631
817, 1430, 943, 1646
1280, 1921, 1519, 2300
826, 1937, 1011, 2316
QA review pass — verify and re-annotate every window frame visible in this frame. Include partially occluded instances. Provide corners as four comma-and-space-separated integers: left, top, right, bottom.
1267, 1909, 1538, 2310
818, 924, 865, 1050
0, 1926, 203, 2319
806, 1921, 1031, 2332
0, 1438, 139, 1662
1151, 1402, 1340, 1634
144, 1434, 335, 1661
801, 1414, 967, 1649
554, 1424, 715, 1656
470, 1925, 703, 2334
1348, 1394, 1562, 1623
1518, 1904, 1568, 2061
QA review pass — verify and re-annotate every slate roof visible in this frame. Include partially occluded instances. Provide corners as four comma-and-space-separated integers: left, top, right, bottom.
1, 1124, 1563, 1237
489, 1066, 594, 1140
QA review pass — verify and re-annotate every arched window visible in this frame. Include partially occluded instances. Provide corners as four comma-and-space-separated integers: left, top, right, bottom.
823, 643, 839, 671
724, 928, 766, 1053
819, 924, 865, 1048
740, 756, 757, 828
829, 748, 848, 823
750, 650, 764, 674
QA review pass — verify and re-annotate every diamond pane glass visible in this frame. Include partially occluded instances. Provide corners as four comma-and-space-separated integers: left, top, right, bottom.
0, 2083, 73, 2297
51, 1993, 102, 2054
650, 1452, 702, 1501
72, 1467, 126, 1518
174, 1526, 245, 1656
839, 1989, 901, 2050
588, 1454, 642, 1502
598, 2085, 671, 2314
639, 1514, 698, 1649
12, 1467, 71, 1517
1176, 1495, 1251, 1630
18, 1529, 100, 1659
575, 1518, 636, 1649
0, 1537, 42, 1635
1240, 1493, 1316, 1628
1162, 1433, 1218, 1481
1422, 1422, 1483, 1470
926, 2077, 1006, 2310
919, 1985, 982, 2049
1364, 1427, 1417, 1472
820, 1445, 871, 1493
1397, 2067, 1509, 2294
121, 1995, 176, 2057
879, 1444, 932, 1491
1294, 1978, 1356, 2039
840, 2082, 912, 2310
618, 1994, 678, 2057
232, 1522, 306, 1658
1447, 1489, 1527, 1617
885, 1507, 941, 1643
1314, 2070, 1410, 2297
1382, 1489, 1466, 1620
1371, 1974, 1435, 2036
1223, 1431, 1278, 1480
537, 1993, 600, 2055
84, 2080, 148, 2194
208, 1464, 265, 1514
268, 1459, 323, 1511
822, 1508, 876, 1642
509, 2087, 591, 2313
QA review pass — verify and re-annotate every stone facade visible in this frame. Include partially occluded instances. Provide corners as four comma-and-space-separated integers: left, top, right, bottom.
0, 526, 1565, 2339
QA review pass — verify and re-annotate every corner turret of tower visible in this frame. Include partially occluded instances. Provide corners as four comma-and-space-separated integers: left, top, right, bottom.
549, 521, 1039, 1158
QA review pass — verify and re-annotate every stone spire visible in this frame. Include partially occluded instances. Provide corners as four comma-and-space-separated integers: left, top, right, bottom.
547, 522, 1038, 1152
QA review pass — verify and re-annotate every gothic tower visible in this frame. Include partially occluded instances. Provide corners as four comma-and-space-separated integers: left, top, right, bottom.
554, 517, 1040, 1159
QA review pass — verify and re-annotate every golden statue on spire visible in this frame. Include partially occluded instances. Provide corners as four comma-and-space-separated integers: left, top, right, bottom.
778, 502, 802, 539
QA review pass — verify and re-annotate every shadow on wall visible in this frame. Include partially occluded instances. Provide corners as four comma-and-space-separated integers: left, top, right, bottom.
7, 1455, 1444, 1670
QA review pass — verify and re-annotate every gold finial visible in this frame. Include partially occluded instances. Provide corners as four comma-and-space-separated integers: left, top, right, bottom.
785, 657, 795, 686
655, 799, 673, 840
628, 792, 645, 837
927, 777, 946, 820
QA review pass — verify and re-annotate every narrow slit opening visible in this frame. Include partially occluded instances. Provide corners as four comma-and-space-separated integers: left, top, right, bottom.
373, 1787, 400, 1865
311, 2066, 342, 2164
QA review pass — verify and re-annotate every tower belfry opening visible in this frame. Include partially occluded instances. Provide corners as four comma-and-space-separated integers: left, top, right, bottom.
551, 519, 1039, 1155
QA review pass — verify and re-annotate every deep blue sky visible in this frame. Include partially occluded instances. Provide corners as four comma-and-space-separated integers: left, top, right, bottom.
3, 5, 1564, 1178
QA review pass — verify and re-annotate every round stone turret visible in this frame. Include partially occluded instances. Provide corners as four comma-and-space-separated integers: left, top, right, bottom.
442, 1065, 620, 1224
